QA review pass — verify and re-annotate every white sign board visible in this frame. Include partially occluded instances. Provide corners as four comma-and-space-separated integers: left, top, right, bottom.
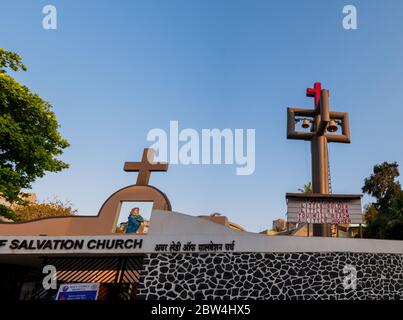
56, 283, 100, 300
286, 193, 363, 224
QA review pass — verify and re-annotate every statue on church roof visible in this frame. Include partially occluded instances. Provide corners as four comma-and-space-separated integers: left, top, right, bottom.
126, 207, 144, 234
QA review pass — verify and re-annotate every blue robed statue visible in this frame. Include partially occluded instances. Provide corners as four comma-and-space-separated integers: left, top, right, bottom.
125, 207, 144, 234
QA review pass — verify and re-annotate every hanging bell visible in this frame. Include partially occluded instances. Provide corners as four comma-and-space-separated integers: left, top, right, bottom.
327, 119, 338, 132
301, 118, 310, 129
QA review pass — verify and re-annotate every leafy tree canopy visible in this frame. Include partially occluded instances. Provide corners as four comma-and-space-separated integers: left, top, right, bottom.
0, 49, 69, 207
362, 161, 403, 240
362, 161, 401, 211
13, 198, 77, 222
0, 48, 27, 73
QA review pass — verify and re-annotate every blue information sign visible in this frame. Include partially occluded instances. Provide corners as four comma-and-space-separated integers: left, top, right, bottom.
56, 283, 100, 301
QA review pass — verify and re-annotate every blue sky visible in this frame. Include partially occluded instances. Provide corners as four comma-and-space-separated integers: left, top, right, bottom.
1, 0, 402, 231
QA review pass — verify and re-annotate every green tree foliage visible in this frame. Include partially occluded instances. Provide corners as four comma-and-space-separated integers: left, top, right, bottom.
363, 204, 378, 224
362, 162, 401, 211
298, 182, 313, 193
13, 198, 77, 222
362, 162, 403, 240
0, 204, 16, 221
0, 48, 27, 73
0, 49, 69, 209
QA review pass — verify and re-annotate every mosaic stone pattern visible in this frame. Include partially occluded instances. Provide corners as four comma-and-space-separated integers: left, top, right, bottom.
137, 252, 403, 300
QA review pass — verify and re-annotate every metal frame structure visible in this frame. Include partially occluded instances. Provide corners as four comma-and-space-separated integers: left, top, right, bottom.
287, 82, 351, 236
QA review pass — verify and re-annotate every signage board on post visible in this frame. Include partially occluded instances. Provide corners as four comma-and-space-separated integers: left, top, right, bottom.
56, 283, 100, 301
286, 193, 362, 224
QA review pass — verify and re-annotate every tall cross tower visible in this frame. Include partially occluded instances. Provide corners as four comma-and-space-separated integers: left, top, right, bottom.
287, 82, 351, 236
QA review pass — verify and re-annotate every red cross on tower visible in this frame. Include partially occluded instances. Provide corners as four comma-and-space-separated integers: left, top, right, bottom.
306, 82, 322, 107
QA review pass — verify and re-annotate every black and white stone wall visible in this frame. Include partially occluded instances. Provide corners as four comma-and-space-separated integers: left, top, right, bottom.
137, 252, 403, 300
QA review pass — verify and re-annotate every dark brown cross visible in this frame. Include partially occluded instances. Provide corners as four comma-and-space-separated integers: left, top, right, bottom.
124, 148, 168, 185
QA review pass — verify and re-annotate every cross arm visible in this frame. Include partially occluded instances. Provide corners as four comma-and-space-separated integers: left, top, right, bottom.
124, 162, 139, 172
123, 162, 168, 172
287, 107, 315, 140
149, 163, 169, 171
325, 112, 350, 143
